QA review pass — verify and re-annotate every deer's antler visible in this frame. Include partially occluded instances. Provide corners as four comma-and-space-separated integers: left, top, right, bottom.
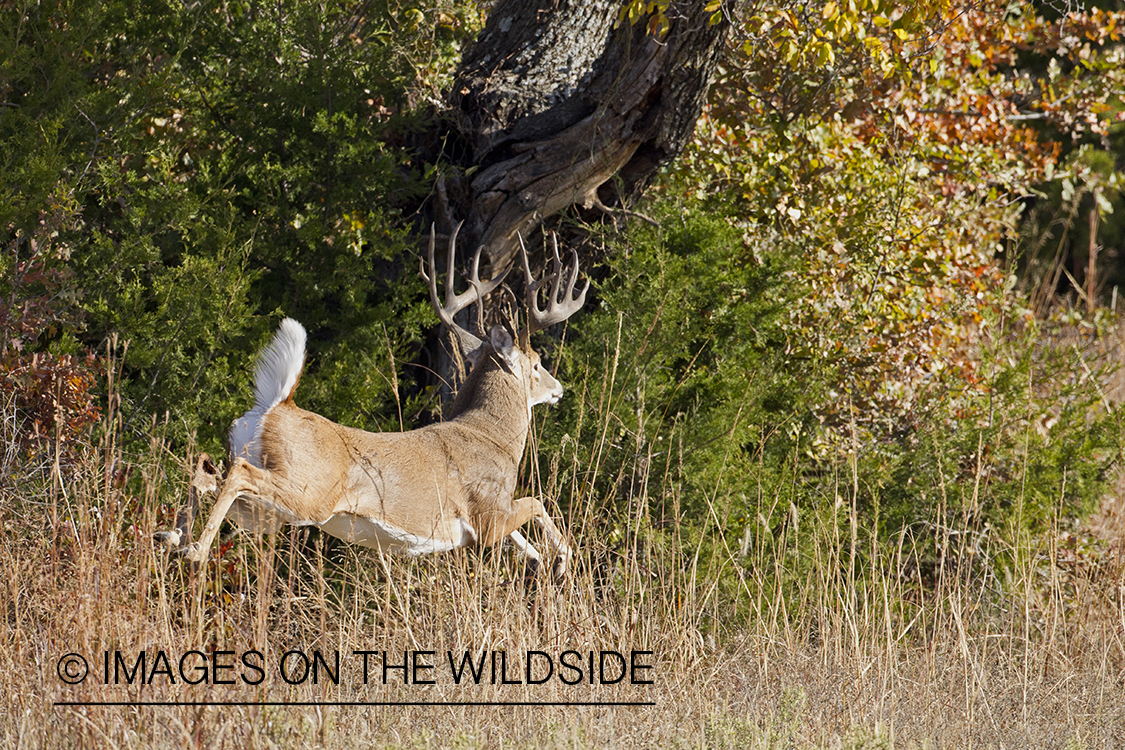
520, 232, 589, 335
421, 222, 512, 352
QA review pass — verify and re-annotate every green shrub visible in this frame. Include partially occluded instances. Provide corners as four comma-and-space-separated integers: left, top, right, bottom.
1, 0, 455, 452
541, 200, 1119, 606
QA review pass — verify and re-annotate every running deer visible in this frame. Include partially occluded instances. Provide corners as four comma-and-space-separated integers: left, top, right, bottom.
158, 226, 585, 580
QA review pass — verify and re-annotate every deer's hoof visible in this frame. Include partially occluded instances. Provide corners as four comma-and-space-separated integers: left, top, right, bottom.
520, 555, 541, 581
550, 553, 569, 583
179, 542, 206, 563
154, 529, 183, 548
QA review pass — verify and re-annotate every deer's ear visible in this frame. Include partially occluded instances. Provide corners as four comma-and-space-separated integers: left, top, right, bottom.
489, 326, 520, 368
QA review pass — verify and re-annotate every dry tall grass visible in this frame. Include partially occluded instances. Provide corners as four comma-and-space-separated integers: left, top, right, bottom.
2, 350, 1124, 749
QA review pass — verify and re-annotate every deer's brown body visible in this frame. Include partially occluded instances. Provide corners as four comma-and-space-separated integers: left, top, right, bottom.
161, 227, 583, 579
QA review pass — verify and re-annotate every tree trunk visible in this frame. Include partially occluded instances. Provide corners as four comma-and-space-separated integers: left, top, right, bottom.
435, 0, 731, 270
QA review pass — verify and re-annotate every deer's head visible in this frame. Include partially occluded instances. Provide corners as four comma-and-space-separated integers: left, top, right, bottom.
421, 225, 587, 419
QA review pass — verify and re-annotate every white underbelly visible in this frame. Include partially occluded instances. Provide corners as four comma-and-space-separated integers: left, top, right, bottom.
317, 513, 477, 555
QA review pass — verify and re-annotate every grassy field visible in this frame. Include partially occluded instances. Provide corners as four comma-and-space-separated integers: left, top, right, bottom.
2, 340, 1124, 750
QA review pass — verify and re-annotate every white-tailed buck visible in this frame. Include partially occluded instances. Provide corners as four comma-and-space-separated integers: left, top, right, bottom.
158, 226, 585, 580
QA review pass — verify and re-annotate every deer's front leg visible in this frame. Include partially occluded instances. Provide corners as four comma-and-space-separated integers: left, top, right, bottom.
532, 509, 571, 581
535, 512, 571, 584
500, 496, 571, 582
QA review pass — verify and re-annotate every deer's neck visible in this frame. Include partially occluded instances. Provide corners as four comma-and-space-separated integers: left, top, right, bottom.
447, 362, 530, 457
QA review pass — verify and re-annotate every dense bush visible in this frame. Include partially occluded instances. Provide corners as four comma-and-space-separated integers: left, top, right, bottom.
1, 0, 465, 452
545, 201, 1118, 570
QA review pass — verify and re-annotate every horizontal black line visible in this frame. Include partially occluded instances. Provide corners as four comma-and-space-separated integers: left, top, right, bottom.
55, 701, 655, 707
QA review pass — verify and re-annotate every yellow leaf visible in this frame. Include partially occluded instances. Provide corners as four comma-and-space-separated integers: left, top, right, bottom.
816, 41, 835, 68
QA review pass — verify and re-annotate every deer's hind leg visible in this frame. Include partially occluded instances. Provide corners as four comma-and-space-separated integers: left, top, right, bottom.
182, 458, 276, 563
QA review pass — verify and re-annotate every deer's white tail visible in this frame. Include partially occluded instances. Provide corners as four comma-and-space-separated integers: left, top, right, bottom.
229, 318, 307, 465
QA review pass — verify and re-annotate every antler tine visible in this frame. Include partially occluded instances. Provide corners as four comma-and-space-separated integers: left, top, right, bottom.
421, 222, 513, 351
444, 221, 458, 304
547, 233, 565, 309
520, 231, 589, 334
466, 241, 492, 336
420, 224, 458, 335
519, 231, 537, 293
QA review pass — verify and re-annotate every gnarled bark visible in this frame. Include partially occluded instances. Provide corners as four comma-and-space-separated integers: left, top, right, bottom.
440, 0, 731, 269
